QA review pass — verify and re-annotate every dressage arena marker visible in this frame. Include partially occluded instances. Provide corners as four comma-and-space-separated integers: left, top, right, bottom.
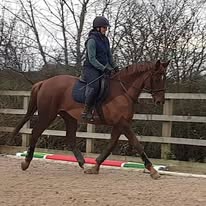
14, 152, 206, 179
16, 151, 166, 170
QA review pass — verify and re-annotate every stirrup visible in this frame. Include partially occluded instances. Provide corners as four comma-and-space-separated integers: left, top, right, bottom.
81, 112, 94, 121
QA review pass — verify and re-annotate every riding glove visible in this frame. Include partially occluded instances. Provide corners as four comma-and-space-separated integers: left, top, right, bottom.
104, 64, 113, 74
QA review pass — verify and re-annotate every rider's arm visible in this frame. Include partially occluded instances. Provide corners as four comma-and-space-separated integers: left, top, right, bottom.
87, 39, 105, 71
108, 48, 118, 69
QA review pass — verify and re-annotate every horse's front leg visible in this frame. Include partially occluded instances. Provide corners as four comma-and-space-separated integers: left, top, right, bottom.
122, 123, 160, 179
84, 125, 121, 174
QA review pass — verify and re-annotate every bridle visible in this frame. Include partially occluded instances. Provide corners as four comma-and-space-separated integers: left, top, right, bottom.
143, 88, 166, 94
141, 71, 166, 95
112, 70, 166, 101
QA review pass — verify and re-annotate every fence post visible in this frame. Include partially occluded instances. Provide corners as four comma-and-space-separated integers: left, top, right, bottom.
86, 124, 95, 153
161, 99, 173, 159
22, 96, 30, 147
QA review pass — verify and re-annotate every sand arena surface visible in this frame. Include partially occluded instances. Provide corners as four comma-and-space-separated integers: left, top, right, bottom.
0, 155, 206, 206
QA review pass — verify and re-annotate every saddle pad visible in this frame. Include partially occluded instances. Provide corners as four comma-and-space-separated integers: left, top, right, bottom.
72, 77, 110, 105
72, 80, 86, 104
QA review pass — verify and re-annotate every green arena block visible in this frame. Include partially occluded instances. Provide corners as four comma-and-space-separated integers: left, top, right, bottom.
16, 152, 48, 159
123, 162, 145, 169
123, 162, 167, 171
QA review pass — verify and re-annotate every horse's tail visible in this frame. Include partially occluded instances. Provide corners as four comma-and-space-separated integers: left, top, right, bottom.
11, 81, 43, 138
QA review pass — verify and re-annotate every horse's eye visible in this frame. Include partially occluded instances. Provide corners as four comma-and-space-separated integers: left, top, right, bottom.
161, 75, 166, 80
154, 75, 163, 82
156, 75, 164, 81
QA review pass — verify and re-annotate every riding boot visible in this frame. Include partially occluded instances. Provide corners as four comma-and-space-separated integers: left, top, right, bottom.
81, 104, 93, 121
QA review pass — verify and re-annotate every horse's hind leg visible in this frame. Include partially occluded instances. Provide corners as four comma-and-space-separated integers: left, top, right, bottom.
21, 114, 56, 171
60, 111, 85, 168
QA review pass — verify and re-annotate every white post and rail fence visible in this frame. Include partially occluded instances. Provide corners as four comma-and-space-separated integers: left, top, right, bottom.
0, 90, 206, 159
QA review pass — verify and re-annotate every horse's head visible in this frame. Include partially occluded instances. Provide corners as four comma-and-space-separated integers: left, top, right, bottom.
143, 60, 170, 105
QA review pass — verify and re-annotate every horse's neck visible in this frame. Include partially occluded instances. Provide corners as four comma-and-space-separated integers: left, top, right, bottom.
117, 70, 145, 101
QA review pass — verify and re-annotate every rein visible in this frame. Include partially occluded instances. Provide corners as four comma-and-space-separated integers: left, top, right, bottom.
118, 79, 137, 102
111, 70, 166, 101
110, 72, 138, 102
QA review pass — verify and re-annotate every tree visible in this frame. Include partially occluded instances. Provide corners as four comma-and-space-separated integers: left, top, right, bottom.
0, 6, 33, 71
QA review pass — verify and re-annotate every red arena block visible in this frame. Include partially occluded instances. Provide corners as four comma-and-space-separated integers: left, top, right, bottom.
45, 154, 124, 167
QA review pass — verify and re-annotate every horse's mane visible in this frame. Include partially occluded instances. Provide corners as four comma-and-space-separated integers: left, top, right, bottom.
113, 61, 154, 79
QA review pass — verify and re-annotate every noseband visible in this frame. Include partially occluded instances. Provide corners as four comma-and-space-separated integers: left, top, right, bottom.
143, 88, 165, 95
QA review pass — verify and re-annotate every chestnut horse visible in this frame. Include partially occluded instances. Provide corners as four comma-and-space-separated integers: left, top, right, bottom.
12, 60, 169, 179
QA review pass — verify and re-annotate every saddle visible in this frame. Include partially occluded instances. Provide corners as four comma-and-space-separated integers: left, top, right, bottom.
72, 75, 110, 121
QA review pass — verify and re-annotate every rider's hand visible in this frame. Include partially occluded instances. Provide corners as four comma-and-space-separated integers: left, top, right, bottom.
104, 65, 113, 74
114, 66, 119, 73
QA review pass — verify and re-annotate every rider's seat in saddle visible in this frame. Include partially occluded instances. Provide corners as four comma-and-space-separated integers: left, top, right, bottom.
72, 75, 110, 114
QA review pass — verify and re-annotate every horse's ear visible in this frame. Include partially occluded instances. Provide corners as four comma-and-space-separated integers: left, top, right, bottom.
162, 60, 170, 68
155, 60, 161, 69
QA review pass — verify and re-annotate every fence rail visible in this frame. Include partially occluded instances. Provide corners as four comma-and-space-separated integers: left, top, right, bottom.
0, 90, 206, 159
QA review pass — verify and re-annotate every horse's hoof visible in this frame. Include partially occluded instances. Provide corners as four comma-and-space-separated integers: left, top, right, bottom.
84, 167, 99, 174
150, 171, 160, 179
21, 161, 30, 171
78, 161, 85, 169
147, 166, 160, 179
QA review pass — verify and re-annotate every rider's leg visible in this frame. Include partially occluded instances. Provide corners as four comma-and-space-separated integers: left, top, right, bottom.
81, 68, 102, 121
81, 86, 96, 120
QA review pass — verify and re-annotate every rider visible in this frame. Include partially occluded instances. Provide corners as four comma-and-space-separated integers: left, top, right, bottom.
81, 16, 119, 121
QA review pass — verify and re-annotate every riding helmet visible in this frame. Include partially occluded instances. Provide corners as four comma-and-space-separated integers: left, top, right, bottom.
93, 16, 110, 28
